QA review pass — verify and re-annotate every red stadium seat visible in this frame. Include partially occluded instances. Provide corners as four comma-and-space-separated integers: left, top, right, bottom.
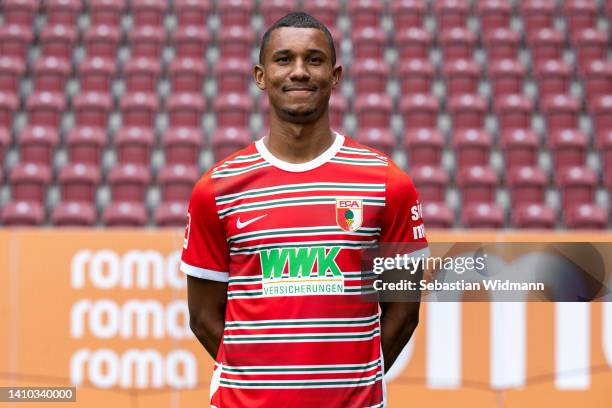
556, 166, 597, 210
17, 126, 59, 165
528, 28, 564, 66
352, 27, 387, 60
79, 57, 117, 93
549, 129, 588, 172
218, 0, 254, 27
158, 164, 199, 202
33, 57, 71, 93
353, 59, 389, 95
512, 203, 556, 229
391, 0, 426, 29
303, 0, 340, 28
85, 25, 122, 59
453, 129, 492, 168
215, 58, 251, 94
260, 0, 299, 27
488, 59, 525, 97
411, 165, 449, 202
355, 94, 393, 129
163, 127, 203, 166
132, 0, 166, 27
108, 163, 151, 202
66, 127, 107, 165
130, 26, 165, 59
563, 0, 598, 39
215, 93, 253, 128
45, 0, 81, 26
58, 163, 101, 203
403, 128, 444, 167
218, 26, 255, 59
495, 94, 534, 132
439, 28, 476, 62
212, 127, 251, 162
462, 203, 505, 229
572, 29, 609, 74
355, 129, 394, 157
563, 204, 608, 229
582, 60, 612, 108
10, 163, 51, 202
103, 202, 147, 227
434, 0, 470, 31
0, 57, 25, 94
73, 92, 113, 128
89, 0, 126, 26
542, 94, 580, 132
52, 201, 96, 226
167, 93, 205, 128
602, 131, 612, 173
400, 94, 439, 130
396, 28, 431, 61
457, 165, 498, 204
398, 59, 434, 96
173, 26, 210, 60
169, 58, 206, 94
506, 166, 547, 207
0, 127, 9, 164
534, 60, 571, 99
3, 0, 38, 27
175, 0, 211, 27
155, 201, 188, 227
422, 202, 454, 229
501, 129, 540, 168
443, 59, 480, 97
483, 28, 520, 63
40, 24, 77, 60
1, 201, 44, 226
124, 57, 161, 93
0, 92, 18, 128
590, 95, 612, 145
448, 94, 487, 130
120, 93, 159, 128
26, 92, 65, 128
520, 0, 556, 37
0, 25, 33, 59
348, 0, 384, 30
115, 127, 155, 165
329, 94, 347, 130
477, 0, 512, 34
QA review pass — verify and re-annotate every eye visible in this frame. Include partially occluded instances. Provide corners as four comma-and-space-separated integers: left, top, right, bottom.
275, 56, 290, 63
309, 56, 323, 64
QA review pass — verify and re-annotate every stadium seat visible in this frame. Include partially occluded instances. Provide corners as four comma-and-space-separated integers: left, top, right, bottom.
582, 60, 612, 108
501, 129, 540, 168
398, 59, 434, 96
124, 57, 161, 93
215, 58, 251, 94
9, 163, 51, 202
215, 93, 253, 128
155, 201, 188, 227
520, 0, 556, 37
494, 94, 534, 132
169, 58, 207, 94
173, 26, 209, 60
0, 92, 18, 128
39, 24, 77, 60
32, 57, 71, 93
461, 203, 505, 229
443, 59, 480, 97
131, 0, 167, 27
483, 28, 520, 63
17, 126, 59, 165
89, 0, 126, 26
103, 201, 147, 227
78, 57, 117, 93
457, 165, 498, 204
158, 164, 199, 202
572, 29, 609, 74
488, 59, 525, 97
563, 204, 608, 229
410, 165, 449, 202
355, 129, 395, 157
0, 56, 25, 94
0, 127, 9, 164
391, 0, 426, 29
26, 92, 65, 128
58, 163, 101, 203
130, 26, 165, 59
400, 94, 439, 130
218, 0, 254, 27
439, 28, 476, 62
211, 127, 251, 162
114, 127, 155, 165
355, 94, 393, 129
542, 94, 580, 132
403, 128, 445, 167
120, 93, 159, 128
348, 0, 384, 30
66, 127, 107, 165
0, 25, 33, 59
45, 0, 81, 26
512, 203, 556, 229
528, 28, 564, 66
175, 0, 211, 27
506, 166, 547, 207
563, 0, 598, 39
218, 26, 255, 59
162, 127, 203, 166
260, 0, 300, 27
108, 163, 151, 202
167, 93, 205, 128
434, 0, 470, 31
395, 28, 431, 61
352, 27, 387, 60
448, 94, 487, 130
422, 202, 454, 229
477, 0, 512, 34
52, 201, 96, 226
534, 60, 571, 99
452, 129, 492, 168
84, 25, 122, 59
353, 59, 389, 95
3, 0, 38, 27
590, 95, 612, 145
556, 166, 597, 210
303, 0, 340, 28
601, 131, 612, 172
1, 201, 44, 226
73, 92, 113, 128
549, 129, 588, 172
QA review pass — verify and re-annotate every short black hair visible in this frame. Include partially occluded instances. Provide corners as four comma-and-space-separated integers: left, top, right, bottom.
258, 12, 336, 66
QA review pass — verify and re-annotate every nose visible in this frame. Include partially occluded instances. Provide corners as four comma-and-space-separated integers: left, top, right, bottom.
289, 58, 311, 82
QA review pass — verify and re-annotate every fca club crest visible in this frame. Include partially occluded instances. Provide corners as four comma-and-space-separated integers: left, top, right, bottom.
336, 199, 363, 232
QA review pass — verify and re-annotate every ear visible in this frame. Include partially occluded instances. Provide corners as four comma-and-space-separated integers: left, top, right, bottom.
254, 64, 266, 90
331, 64, 343, 89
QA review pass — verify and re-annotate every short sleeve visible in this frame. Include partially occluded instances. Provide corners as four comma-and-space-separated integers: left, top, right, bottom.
180, 172, 230, 282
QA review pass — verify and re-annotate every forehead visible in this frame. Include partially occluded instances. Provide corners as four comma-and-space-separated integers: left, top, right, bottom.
266, 26, 332, 55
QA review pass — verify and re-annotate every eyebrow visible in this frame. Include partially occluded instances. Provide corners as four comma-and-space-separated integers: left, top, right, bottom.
271, 48, 328, 56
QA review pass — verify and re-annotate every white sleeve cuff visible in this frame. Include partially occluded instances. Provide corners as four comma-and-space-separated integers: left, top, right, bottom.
180, 261, 229, 282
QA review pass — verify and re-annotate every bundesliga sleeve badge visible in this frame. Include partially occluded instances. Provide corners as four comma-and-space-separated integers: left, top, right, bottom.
336, 199, 363, 232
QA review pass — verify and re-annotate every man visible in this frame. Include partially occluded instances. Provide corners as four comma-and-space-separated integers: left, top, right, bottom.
181, 12, 428, 407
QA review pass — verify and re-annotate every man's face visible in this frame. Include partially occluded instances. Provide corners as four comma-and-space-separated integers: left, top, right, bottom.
255, 27, 342, 124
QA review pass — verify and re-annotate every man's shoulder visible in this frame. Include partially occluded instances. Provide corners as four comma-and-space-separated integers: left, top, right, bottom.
341, 134, 391, 161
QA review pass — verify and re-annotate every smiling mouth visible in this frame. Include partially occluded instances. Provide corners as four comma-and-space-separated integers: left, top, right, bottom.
283, 86, 316, 93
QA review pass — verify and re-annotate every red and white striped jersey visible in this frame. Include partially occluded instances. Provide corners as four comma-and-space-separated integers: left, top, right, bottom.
181, 132, 428, 408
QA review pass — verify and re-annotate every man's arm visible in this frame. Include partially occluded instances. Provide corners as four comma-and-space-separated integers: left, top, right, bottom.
187, 275, 228, 359
379, 300, 420, 373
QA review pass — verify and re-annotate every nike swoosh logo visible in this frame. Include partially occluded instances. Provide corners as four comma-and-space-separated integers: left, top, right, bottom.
236, 214, 267, 229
